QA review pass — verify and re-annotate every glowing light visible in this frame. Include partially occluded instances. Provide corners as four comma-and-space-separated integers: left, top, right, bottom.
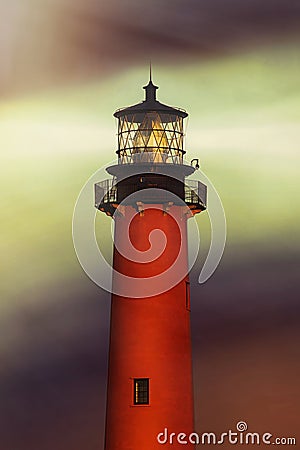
133, 112, 169, 163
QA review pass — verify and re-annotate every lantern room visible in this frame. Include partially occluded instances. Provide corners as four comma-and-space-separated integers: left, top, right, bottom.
113, 78, 188, 165
94, 73, 207, 216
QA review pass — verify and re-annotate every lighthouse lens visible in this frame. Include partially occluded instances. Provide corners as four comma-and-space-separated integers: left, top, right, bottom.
117, 112, 184, 164
132, 112, 169, 163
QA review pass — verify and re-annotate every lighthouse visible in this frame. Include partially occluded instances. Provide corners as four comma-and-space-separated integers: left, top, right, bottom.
95, 74, 207, 449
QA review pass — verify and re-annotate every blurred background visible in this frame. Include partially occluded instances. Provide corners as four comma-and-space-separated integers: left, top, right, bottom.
0, 0, 300, 448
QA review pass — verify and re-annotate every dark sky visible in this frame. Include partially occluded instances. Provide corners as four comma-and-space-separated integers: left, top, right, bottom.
1, 0, 300, 94
1, 252, 299, 449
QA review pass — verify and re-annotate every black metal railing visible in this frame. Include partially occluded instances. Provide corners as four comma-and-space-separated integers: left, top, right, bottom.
184, 180, 207, 207
95, 178, 206, 209
95, 179, 117, 207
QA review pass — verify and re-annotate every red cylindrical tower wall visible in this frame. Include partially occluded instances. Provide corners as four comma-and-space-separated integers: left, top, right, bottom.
105, 205, 195, 450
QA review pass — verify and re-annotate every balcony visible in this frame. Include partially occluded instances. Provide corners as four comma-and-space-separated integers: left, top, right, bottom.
95, 178, 206, 214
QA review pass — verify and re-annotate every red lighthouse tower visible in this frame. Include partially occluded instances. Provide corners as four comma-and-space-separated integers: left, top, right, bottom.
95, 75, 207, 449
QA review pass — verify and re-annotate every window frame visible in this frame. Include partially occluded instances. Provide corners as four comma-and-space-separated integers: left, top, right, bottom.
133, 378, 150, 405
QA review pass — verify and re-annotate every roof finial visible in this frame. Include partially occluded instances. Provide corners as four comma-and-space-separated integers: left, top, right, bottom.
143, 63, 158, 102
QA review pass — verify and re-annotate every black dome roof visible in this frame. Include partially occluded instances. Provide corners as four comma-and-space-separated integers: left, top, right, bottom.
113, 79, 188, 121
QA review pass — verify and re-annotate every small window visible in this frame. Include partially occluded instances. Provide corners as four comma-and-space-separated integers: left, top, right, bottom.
134, 378, 149, 405
186, 281, 191, 311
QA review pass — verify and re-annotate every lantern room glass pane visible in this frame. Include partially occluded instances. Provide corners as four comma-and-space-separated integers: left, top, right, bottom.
117, 112, 185, 164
